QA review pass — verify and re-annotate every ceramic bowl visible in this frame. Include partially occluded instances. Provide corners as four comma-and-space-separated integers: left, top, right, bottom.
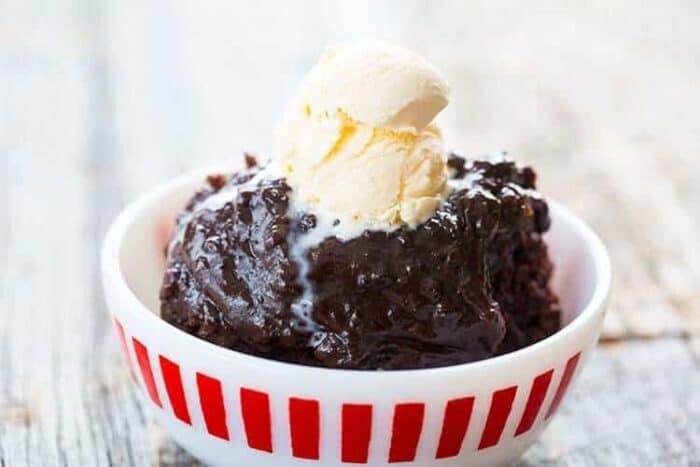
101, 167, 611, 467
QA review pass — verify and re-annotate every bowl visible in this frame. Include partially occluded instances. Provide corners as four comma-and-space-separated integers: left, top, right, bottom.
101, 167, 611, 467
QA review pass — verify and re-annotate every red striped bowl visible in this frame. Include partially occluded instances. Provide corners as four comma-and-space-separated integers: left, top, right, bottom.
102, 168, 610, 467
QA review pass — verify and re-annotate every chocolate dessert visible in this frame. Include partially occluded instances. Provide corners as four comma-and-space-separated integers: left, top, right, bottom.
159, 42, 561, 370
160, 154, 560, 369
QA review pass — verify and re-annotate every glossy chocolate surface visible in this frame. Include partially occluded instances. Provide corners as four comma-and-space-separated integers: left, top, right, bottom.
160, 155, 560, 369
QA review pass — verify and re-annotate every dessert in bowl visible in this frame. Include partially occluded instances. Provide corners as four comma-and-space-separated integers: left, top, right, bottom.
101, 43, 610, 466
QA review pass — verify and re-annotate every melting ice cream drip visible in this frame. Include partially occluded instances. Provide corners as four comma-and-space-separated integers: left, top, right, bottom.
271, 42, 454, 341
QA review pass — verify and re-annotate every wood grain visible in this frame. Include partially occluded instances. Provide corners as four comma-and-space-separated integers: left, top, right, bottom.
1, 0, 699, 465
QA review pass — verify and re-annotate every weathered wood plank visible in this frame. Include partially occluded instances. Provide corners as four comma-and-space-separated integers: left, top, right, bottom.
0, 1, 151, 466
521, 339, 700, 466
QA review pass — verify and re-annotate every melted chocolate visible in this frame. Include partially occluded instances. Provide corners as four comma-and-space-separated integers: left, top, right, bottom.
160, 154, 560, 369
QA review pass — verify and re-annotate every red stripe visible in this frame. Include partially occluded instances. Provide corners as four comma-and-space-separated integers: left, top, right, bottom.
515, 369, 554, 436
478, 386, 517, 450
545, 352, 581, 419
388, 403, 425, 463
289, 398, 320, 459
132, 338, 162, 407
158, 356, 191, 425
196, 373, 229, 440
435, 397, 474, 459
240, 388, 273, 453
341, 404, 372, 463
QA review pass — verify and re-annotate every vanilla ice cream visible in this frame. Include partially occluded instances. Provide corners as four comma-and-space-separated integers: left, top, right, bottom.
276, 42, 450, 232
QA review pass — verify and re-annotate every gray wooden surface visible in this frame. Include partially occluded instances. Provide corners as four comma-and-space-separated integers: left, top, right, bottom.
1, 1, 699, 465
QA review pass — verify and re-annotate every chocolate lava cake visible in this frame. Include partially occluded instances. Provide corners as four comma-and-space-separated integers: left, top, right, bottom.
159, 154, 560, 370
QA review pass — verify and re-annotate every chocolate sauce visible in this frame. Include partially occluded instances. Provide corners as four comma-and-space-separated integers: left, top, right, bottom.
160, 154, 560, 369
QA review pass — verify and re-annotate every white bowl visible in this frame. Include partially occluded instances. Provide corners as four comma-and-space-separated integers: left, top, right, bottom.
101, 168, 611, 467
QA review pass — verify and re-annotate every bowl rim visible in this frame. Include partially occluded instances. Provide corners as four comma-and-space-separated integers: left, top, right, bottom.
101, 166, 612, 377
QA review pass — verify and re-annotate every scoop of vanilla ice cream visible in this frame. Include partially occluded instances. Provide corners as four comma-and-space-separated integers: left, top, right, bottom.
276, 42, 450, 231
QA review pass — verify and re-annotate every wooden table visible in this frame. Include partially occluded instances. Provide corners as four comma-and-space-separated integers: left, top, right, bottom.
2, 1, 699, 465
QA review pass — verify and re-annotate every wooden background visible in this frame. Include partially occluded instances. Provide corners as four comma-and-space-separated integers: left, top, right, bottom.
1, 1, 699, 465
